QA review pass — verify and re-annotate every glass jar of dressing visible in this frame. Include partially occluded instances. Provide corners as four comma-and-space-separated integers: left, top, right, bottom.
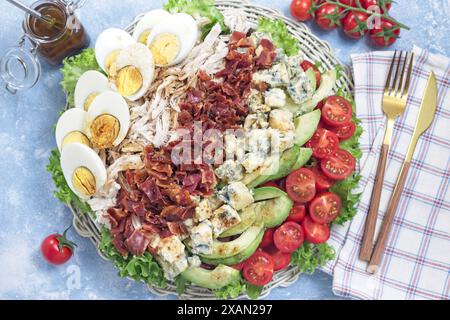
0, 0, 89, 93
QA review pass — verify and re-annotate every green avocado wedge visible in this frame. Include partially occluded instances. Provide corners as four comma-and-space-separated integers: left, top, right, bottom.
305, 67, 317, 92
291, 147, 313, 171
259, 194, 293, 228
181, 265, 241, 290
294, 109, 321, 146
300, 68, 337, 114
252, 186, 287, 202
219, 204, 258, 238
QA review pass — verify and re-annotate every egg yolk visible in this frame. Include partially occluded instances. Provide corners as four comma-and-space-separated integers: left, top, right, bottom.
84, 92, 99, 111
138, 30, 151, 44
90, 114, 120, 149
150, 33, 180, 66
105, 50, 121, 74
62, 131, 92, 149
72, 167, 96, 196
116, 66, 143, 97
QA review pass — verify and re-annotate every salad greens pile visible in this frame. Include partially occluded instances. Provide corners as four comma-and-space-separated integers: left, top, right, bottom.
164, 0, 229, 38
257, 18, 300, 56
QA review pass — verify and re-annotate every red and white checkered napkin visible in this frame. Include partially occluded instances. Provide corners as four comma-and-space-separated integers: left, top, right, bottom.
322, 46, 450, 300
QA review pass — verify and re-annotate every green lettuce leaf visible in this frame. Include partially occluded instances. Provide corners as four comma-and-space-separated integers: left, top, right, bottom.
99, 228, 166, 288
60, 48, 102, 107
164, 0, 229, 39
291, 242, 336, 274
46, 149, 93, 215
213, 279, 245, 299
257, 18, 300, 56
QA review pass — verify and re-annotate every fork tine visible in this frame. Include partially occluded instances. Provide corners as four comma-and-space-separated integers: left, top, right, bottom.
391, 51, 403, 95
402, 52, 414, 98
396, 52, 408, 96
385, 50, 397, 93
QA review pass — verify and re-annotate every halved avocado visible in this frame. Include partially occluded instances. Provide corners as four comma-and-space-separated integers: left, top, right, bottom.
246, 145, 301, 189
291, 147, 313, 172
181, 265, 241, 290
252, 186, 287, 202
259, 194, 293, 228
219, 204, 258, 238
198, 223, 264, 260
294, 109, 321, 146
201, 228, 264, 266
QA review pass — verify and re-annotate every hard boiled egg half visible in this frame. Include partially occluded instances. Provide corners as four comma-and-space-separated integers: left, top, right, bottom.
86, 91, 130, 149
95, 28, 135, 74
61, 143, 107, 199
74, 70, 110, 111
146, 13, 199, 66
132, 9, 171, 45
55, 108, 91, 152
109, 43, 155, 101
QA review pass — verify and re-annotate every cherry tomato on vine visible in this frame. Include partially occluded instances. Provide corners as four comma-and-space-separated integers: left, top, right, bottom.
361, 0, 392, 13
370, 18, 400, 47
315, 3, 343, 30
342, 11, 370, 39
338, 0, 358, 6
290, 0, 314, 22
41, 228, 76, 265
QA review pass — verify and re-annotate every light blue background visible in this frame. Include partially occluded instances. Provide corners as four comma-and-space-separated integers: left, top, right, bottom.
0, 0, 449, 300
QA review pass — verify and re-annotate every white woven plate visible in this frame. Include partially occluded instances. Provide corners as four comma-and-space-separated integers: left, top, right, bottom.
70, 0, 354, 300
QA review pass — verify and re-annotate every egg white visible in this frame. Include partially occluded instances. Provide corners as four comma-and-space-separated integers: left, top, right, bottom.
95, 28, 135, 73
55, 108, 89, 152
86, 91, 130, 147
60, 143, 107, 200
132, 9, 171, 43
146, 13, 199, 66
114, 43, 155, 101
74, 70, 110, 110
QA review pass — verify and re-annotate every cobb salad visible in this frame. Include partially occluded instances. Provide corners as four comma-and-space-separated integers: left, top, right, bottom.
47, 0, 362, 299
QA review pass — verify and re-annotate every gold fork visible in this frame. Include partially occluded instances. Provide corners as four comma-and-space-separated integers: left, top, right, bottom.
359, 51, 414, 261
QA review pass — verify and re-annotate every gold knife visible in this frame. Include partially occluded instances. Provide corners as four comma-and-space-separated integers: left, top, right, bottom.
367, 72, 438, 274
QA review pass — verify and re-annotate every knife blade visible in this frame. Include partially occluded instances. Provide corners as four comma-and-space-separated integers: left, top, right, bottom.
405, 72, 438, 162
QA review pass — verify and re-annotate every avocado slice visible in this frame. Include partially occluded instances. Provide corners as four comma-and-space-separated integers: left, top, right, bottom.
305, 68, 317, 92
252, 186, 287, 202
219, 204, 258, 238
300, 68, 337, 114
201, 228, 264, 266
259, 194, 293, 228
294, 109, 321, 146
246, 145, 301, 189
181, 265, 241, 290
291, 147, 313, 171
197, 223, 264, 260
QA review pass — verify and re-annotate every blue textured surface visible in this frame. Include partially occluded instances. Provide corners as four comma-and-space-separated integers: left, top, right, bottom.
0, 0, 449, 300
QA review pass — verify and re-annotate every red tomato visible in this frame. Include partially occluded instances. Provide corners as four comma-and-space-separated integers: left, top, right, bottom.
302, 216, 331, 244
315, 3, 343, 30
316, 99, 326, 110
263, 181, 281, 189
311, 165, 335, 191
329, 121, 356, 141
232, 261, 245, 270
273, 222, 304, 253
306, 128, 339, 159
286, 168, 316, 203
41, 230, 76, 265
287, 204, 306, 223
338, 0, 357, 6
260, 228, 275, 248
268, 247, 291, 271
361, 0, 392, 12
321, 95, 353, 127
309, 192, 342, 224
370, 18, 400, 47
321, 149, 356, 180
290, 0, 314, 22
342, 11, 369, 39
300, 60, 321, 88
243, 251, 275, 286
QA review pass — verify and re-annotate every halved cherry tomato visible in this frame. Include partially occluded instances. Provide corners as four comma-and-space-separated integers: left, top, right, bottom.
231, 261, 246, 270
286, 168, 316, 203
300, 60, 321, 88
315, 99, 326, 110
311, 165, 335, 191
309, 192, 342, 224
302, 216, 331, 244
260, 228, 275, 248
320, 149, 356, 180
321, 96, 353, 127
243, 251, 274, 286
273, 222, 304, 253
287, 204, 306, 223
266, 246, 291, 271
329, 121, 356, 141
306, 128, 339, 159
